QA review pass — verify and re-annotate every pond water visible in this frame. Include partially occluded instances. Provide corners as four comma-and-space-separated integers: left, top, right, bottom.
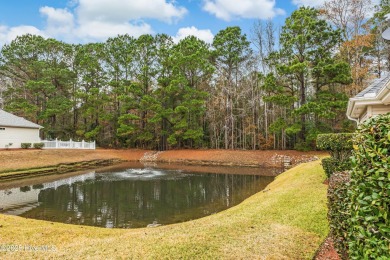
0, 163, 281, 228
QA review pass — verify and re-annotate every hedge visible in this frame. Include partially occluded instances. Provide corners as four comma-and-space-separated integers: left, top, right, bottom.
21, 143, 32, 149
317, 133, 353, 178
316, 133, 354, 161
33, 142, 44, 149
348, 113, 390, 259
328, 171, 351, 259
321, 157, 350, 179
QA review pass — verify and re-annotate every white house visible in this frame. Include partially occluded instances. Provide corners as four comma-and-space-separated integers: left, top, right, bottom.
346, 73, 390, 124
0, 109, 43, 149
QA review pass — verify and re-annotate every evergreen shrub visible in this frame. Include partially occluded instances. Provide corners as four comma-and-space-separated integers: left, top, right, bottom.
294, 141, 311, 151
317, 133, 353, 177
33, 142, 44, 149
348, 113, 390, 259
328, 171, 351, 259
21, 143, 32, 149
316, 133, 353, 160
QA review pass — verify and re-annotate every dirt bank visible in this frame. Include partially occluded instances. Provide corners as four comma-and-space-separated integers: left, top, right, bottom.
154, 149, 325, 167
0, 149, 147, 173
0, 149, 327, 172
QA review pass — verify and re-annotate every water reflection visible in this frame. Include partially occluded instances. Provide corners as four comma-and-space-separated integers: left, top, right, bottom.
0, 165, 277, 228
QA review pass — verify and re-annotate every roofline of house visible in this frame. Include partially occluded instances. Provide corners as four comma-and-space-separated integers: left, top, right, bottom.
0, 124, 43, 129
347, 80, 390, 120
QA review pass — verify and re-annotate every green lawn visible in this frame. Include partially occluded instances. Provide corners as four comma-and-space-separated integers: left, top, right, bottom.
0, 160, 328, 259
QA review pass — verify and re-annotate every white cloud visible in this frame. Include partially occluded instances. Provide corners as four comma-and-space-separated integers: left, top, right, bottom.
76, 0, 187, 24
40, 7, 75, 37
39, 6, 154, 42
174, 26, 214, 43
291, 0, 325, 6
0, 0, 187, 45
73, 0, 167, 41
203, 0, 285, 21
0, 25, 45, 46
76, 21, 153, 41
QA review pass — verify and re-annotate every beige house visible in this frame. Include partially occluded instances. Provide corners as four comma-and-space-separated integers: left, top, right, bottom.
347, 73, 390, 124
0, 109, 42, 149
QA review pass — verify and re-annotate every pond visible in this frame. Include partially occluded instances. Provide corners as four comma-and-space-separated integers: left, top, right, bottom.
0, 163, 282, 228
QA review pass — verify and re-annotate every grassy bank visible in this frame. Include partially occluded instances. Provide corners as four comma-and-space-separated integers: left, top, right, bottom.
0, 160, 328, 259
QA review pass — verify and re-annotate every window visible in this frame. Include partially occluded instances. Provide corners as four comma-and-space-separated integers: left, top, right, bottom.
0, 127, 5, 130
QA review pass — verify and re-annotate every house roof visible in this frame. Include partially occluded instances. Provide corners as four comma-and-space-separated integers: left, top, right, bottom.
0, 109, 42, 129
355, 72, 390, 99
346, 72, 390, 122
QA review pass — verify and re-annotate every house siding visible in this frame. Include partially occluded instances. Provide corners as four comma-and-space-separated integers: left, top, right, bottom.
372, 104, 390, 116
0, 127, 41, 149
360, 110, 368, 123
358, 105, 390, 123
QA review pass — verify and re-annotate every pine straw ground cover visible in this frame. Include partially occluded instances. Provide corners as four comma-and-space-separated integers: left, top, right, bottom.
0, 160, 328, 259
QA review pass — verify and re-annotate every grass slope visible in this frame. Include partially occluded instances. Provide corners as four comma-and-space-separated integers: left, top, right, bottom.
0, 160, 328, 259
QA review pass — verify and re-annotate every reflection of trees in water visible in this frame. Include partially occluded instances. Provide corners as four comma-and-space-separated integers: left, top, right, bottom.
30, 174, 273, 228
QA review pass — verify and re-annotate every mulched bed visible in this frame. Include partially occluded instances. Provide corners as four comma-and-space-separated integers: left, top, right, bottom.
314, 236, 341, 260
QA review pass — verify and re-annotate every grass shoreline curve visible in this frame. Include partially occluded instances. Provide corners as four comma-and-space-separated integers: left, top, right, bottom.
0, 159, 328, 259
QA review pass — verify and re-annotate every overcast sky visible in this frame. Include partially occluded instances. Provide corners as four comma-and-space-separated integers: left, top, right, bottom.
0, 0, 369, 47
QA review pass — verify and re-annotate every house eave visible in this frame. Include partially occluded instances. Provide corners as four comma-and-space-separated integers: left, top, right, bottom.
0, 124, 43, 129
347, 93, 390, 121
347, 97, 383, 120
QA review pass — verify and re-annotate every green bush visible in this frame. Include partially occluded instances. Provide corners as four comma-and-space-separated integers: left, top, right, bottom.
328, 171, 351, 259
294, 141, 311, 151
33, 142, 44, 149
316, 133, 354, 161
321, 157, 351, 179
348, 113, 390, 259
317, 133, 353, 178
21, 143, 32, 149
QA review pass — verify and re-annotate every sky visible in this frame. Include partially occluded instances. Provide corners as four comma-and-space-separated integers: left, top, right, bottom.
0, 0, 349, 47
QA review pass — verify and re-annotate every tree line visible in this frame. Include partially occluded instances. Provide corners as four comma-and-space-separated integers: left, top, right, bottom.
0, 2, 388, 150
